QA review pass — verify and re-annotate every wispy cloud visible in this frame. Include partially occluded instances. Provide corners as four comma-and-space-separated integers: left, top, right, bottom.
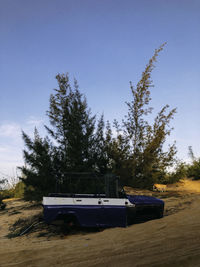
0, 144, 23, 179
26, 116, 44, 127
0, 116, 46, 179
0, 123, 21, 138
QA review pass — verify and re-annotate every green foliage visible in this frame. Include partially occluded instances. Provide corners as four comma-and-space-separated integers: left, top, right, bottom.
20, 45, 178, 198
93, 115, 111, 174
0, 189, 14, 200
166, 161, 188, 184
0, 179, 11, 205
19, 129, 58, 201
45, 74, 96, 173
105, 43, 177, 188
13, 181, 25, 198
187, 146, 200, 180
20, 74, 108, 200
105, 120, 132, 186
0, 192, 3, 207
0, 179, 8, 209
163, 147, 200, 183
187, 160, 200, 180
0, 179, 24, 200
0, 179, 7, 188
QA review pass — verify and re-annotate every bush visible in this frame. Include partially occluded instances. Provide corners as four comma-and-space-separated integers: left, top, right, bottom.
13, 182, 25, 198
166, 162, 188, 184
0, 188, 14, 200
187, 159, 200, 180
187, 146, 200, 180
0, 181, 24, 201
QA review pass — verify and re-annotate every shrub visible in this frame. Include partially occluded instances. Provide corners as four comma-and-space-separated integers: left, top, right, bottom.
166, 161, 188, 184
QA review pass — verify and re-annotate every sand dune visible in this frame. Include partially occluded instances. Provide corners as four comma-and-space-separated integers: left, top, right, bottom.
0, 179, 200, 267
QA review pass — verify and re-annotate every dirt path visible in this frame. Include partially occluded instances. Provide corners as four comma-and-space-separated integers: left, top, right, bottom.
0, 189, 200, 266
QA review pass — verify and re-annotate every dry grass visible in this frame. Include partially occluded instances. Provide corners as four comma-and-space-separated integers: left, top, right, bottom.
2, 198, 22, 203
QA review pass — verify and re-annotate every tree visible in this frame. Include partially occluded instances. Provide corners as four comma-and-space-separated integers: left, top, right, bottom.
19, 129, 57, 200
108, 43, 177, 188
91, 115, 107, 173
104, 120, 132, 186
20, 45, 177, 199
166, 160, 187, 184
0, 179, 7, 206
45, 74, 96, 174
20, 74, 100, 200
0, 179, 7, 191
187, 146, 200, 180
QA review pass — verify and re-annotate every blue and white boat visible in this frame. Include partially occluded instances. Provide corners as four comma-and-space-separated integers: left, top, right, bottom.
43, 174, 164, 228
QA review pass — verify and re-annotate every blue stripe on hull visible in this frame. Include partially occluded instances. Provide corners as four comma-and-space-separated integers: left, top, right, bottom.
43, 205, 127, 227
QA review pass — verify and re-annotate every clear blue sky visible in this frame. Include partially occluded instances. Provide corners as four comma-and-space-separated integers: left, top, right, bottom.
0, 0, 200, 178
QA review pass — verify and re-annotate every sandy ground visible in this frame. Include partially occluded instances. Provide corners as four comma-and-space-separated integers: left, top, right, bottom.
0, 179, 200, 267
